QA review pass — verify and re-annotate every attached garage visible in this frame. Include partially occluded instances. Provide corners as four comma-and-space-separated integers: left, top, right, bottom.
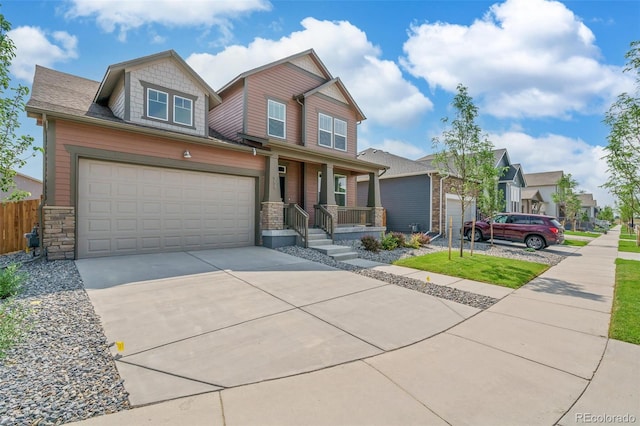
77, 159, 255, 258
445, 194, 476, 239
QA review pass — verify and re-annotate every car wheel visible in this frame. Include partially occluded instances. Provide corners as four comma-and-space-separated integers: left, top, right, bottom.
525, 235, 545, 250
466, 229, 483, 242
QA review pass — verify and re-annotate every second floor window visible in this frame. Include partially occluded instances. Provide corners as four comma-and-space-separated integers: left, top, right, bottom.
318, 113, 347, 151
148, 89, 168, 121
174, 96, 193, 126
268, 99, 286, 138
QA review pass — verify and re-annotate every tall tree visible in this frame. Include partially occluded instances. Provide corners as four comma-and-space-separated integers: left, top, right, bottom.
603, 40, 640, 226
432, 84, 496, 257
0, 12, 37, 201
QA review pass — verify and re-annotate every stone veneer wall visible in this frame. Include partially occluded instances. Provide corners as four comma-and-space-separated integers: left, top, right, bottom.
42, 206, 75, 260
430, 176, 462, 234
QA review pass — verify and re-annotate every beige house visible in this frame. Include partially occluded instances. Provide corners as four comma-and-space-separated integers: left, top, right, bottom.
0, 172, 42, 201
523, 171, 564, 219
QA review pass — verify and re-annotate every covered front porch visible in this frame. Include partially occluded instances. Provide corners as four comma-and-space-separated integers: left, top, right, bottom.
260, 142, 387, 248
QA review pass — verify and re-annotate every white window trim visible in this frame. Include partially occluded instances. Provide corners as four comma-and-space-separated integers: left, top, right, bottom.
268, 99, 286, 139
318, 113, 333, 148
147, 88, 169, 122
173, 95, 193, 126
317, 172, 347, 207
334, 118, 347, 152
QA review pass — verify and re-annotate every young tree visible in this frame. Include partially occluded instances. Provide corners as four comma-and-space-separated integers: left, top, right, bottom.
597, 206, 614, 223
0, 12, 38, 201
552, 174, 579, 226
476, 172, 506, 247
603, 40, 640, 226
432, 84, 496, 257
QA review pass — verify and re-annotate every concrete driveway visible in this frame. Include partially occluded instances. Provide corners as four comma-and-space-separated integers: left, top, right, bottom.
76, 247, 478, 406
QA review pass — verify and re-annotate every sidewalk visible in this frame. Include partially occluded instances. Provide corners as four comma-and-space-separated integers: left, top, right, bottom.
73, 227, 639, 425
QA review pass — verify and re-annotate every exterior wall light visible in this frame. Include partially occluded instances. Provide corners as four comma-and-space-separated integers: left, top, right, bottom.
183, 150, 192, 159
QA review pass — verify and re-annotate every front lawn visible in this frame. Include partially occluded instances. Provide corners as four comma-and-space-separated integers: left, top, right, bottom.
563, 239, 589, 247
393, 251, 548, 289
564, 231, 600, 238
620, 233, 637, 241
618, 240, 640, 253
609, 259, 640, 345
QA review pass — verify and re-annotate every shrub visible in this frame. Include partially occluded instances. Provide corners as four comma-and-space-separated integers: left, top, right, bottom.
361, 235, 382, 253
0, 264, 27, 299
0, 298, 29, 359
405, 234, 422, 249
415, 233, 431, 246
381, 233, 400, 251
391, 232, 407, 247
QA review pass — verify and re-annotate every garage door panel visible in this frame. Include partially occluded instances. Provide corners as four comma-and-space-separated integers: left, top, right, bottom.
78, 159, 255, 258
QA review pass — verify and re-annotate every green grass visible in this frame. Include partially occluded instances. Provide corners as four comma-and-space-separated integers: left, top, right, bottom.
563, 239, 589, 247
620, 233, 637, 241
564, 230, 600, 238
393, 251, 548, 289
619, 240, 640, 253
609, 259, 640, 345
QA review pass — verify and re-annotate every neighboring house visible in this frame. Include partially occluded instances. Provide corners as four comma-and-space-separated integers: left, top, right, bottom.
0, 172, 42, 200
523, 171, 564, 219
578, 193, 599, 222
358, 148, 473, 238
493, 149, 526, 213
26, 49, 385, 260
521, 188, 544, 214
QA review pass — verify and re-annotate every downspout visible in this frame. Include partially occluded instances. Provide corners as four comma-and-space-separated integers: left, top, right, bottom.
37, 113, 48, 260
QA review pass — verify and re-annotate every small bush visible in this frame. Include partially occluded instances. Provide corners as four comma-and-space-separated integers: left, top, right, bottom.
391, 232, 407, 247
405, 234, 422, 249
0, 264, 27, 299
381, 233, 400, 251
0, 298, 29, 359
361, 235, 382, 253
412, 233, 431, 246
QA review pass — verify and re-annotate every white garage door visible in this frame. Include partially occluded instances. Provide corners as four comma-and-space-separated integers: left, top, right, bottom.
445, 194, 475, 238
78, 159, 255, 258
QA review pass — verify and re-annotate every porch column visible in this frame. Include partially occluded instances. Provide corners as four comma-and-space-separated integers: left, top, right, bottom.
319, 163, 336, 205
261, 154, 283, 231
367, 172, 381, 207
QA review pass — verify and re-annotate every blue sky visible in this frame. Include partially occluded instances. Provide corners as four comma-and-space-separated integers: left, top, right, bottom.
3, 0, 639, 208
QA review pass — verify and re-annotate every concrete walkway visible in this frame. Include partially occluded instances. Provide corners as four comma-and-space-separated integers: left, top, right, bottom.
73, 227, 639, 425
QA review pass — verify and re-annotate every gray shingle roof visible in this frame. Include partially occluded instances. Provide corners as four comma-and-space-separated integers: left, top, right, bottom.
27, 65, 118, 121
357, 148, 434, 179
524, 171, 564, 187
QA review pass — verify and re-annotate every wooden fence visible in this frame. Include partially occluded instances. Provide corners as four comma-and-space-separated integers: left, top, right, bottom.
0, 199, 40, 255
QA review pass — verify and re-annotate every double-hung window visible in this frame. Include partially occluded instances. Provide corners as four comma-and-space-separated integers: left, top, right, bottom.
268, 100, 286, 138
147, 88, 168, 121
174, 96, 193, 126
318, 113, 347, 151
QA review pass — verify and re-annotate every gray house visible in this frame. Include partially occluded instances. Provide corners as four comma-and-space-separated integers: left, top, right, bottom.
357, 148, 433, 234
493, 149, 527, 213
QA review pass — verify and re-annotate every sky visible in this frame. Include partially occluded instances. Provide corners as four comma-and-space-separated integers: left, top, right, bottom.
3, 0, 639, 209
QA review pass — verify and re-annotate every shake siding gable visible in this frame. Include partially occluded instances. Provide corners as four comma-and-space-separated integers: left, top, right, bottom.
128, 59, 206, 137
51, 120, 264, 206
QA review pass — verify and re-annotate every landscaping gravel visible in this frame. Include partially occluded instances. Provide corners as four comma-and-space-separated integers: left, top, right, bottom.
0, 252, 129, 425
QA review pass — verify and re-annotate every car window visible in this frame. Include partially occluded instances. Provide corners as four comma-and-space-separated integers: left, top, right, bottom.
550, 219, 563, 228
510, 215, 529, 224
530, 217, 545, 225
493, 215, 508, 224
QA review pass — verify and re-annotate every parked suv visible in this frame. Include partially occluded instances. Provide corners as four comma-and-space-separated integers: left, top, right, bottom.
463, 213, 564, 250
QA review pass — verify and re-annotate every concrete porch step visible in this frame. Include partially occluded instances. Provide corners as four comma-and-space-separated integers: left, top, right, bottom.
309, 244, 359, 261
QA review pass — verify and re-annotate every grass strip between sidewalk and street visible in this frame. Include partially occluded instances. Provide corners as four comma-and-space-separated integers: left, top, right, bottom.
393, 251, 548, 289
618, 240, 640, 253
619, 233, 636, 240
563, 239, 589, 247
609, 259, 640, 345
564, 231, 601, 238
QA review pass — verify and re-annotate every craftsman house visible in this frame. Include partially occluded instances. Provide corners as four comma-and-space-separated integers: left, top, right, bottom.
26, 49, 385, 259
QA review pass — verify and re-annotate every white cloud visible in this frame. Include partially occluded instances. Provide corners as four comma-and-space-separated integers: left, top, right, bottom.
65, 0, 271, 42
490, 131, 614, 207
401, 0, 633, 119
186, 17, 432, 128
8, 26, 78, 81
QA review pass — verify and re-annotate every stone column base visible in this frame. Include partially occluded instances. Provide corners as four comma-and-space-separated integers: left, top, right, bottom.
42, 206, 75, 260
261, 201, 284, 231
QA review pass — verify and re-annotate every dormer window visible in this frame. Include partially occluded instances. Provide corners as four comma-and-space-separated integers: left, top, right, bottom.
142, 81, 197, 128
148, 89, 168, 121
174, 96, 193, 126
